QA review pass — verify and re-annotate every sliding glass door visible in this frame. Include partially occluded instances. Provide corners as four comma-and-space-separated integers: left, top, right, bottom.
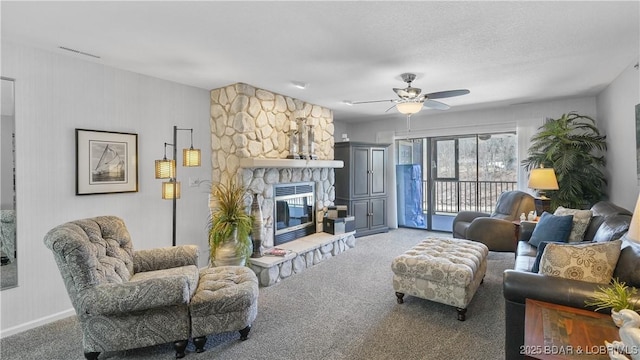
395, 132, 517, 232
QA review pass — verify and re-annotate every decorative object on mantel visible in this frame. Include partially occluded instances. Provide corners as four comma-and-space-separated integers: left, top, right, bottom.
288, 109, 318, 160
287, 127, 299, 159
250, 193, 264, 258
208, 179, 253, 266
585, 278, 640, 360
308, 124, 317, 160
154, 126, 201, 246
297, 116, 309, 159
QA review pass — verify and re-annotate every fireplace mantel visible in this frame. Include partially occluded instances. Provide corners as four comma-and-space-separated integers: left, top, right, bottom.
239, 158, 343, 169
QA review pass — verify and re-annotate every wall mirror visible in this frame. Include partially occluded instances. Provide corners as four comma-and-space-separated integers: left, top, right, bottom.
1, 77, 17, 290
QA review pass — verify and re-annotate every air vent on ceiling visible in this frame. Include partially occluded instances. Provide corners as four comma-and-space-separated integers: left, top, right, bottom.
58, 46, 101, 59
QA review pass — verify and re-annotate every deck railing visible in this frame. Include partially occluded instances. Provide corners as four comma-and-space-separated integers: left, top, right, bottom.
423, 180, 517, 214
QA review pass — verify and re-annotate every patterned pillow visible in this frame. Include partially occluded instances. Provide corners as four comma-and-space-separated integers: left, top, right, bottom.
554, 206, 593, 242
539, 240, 622, 284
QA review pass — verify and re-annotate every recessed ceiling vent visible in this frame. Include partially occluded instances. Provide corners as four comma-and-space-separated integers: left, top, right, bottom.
58, 46, 101, 59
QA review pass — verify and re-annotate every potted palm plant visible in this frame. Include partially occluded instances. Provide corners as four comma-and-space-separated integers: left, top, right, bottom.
208, 179, 253, 266
522, 112, 607, 209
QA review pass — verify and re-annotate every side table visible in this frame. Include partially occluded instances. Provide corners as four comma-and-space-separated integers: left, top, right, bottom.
523, 299, 620, 360
513, 219, 538, 243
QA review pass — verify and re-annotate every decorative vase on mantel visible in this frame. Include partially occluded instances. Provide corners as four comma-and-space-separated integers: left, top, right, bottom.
251, 193, 264, 258
213, 227, 246, 266
297, 117, 308, 159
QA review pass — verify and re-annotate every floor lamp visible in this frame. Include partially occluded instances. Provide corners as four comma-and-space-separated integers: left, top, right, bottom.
155, 126, 201, 246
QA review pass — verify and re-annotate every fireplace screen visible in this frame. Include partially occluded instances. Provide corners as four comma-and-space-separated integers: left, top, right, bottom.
274, 182, 315, 245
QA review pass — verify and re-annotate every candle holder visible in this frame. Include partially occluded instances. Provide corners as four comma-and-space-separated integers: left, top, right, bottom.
286, 129, 299, 159
297, 117, 309, 159
308, 124, 317, 160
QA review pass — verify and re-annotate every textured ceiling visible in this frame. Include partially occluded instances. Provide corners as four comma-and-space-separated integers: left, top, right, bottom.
2, 1, 638, 123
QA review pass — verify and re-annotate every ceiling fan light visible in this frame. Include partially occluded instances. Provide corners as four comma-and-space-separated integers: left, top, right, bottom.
396, 102, 423, 115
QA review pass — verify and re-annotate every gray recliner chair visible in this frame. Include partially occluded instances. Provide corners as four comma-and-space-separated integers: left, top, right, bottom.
452, 190, 535, 252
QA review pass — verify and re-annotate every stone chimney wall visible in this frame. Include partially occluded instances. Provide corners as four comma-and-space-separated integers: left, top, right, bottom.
210, 83, 337, 247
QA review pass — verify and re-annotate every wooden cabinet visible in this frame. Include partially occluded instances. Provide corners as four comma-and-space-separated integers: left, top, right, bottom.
334, 142, 389, 237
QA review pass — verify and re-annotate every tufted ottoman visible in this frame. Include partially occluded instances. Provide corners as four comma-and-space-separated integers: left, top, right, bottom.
391, 237, 488, 321
189, 266, 259, 352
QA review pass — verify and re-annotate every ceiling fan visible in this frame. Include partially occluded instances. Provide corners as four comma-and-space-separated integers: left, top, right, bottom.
351, 73, 470, 115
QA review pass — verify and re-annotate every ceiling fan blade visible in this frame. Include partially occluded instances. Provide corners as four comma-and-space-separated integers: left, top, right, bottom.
351, 99, 395, 105
384, 104, 396, 113
425, 89, 470, 99
424, 99, 450, 110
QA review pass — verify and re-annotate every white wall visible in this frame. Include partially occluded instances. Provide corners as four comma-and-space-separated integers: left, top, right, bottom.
333, 120, 348, 143
0, 41, 212, 336
596, 60, 640, 210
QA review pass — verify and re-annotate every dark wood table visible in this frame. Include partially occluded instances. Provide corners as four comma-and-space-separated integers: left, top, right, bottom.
523, 299, 620, 359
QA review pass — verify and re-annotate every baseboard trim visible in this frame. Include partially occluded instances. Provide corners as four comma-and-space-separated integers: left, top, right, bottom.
0, 308, 75, 338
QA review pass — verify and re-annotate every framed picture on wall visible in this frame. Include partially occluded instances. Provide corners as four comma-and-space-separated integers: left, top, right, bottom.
76, 129, 138, 195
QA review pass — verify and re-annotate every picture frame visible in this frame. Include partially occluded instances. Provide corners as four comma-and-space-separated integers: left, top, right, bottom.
76, 129, 138, 195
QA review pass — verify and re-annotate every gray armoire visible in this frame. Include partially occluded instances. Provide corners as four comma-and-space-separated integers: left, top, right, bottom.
334, 142, 390, 237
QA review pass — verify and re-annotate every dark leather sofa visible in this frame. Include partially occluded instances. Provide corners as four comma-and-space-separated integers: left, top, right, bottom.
502, 201, 640, 360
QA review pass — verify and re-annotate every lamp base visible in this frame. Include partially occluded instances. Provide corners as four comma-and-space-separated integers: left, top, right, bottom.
534, 198, 551, 215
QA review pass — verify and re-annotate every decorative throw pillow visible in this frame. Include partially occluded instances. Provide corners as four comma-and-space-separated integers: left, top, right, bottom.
538, 240, 622, 284
531, 241, 564, 273
528, 212, 574, 248
554, 206, 593, 243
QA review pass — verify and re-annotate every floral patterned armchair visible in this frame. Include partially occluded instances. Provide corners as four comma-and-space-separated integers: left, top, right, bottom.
44, 216, 199, 359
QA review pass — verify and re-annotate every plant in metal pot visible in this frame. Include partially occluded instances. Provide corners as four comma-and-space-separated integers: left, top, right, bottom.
522, 112, 607, 209
208, 179, 253, 266
585, 278, 639, 313
585, 278, 640, 359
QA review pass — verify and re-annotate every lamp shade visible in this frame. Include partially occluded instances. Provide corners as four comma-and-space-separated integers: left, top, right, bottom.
396, 102, 423, 115
162, 181, 181, 199
627, 194, 640, 242
527, 167, 559, 191
155, 159, 175, 179
183, 148, 201, 167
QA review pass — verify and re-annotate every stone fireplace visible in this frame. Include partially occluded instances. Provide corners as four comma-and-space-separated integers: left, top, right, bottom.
209, 82, 356, 286
210, 82, 338, 248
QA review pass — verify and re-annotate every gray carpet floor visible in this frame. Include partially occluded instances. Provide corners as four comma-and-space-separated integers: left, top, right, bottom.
1, 228, 512, 359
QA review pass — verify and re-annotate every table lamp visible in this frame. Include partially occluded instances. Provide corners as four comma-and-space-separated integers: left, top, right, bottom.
528, 166, 559, 214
